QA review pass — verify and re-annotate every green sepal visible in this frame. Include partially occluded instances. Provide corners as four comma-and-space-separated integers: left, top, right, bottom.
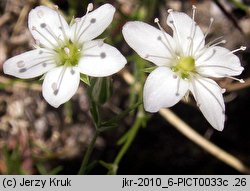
80, 74, 90, 86
142, 66, 157, 73
39, 74, 45, 81
90, 77, 112, 105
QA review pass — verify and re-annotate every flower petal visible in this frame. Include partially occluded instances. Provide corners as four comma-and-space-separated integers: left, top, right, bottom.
3, 49, 56, 79
167, 11, 205, 55
196, 46, 244, 77
28, 6, 70, 49
122, 21, 176, 66
78, 41, 126, 77
70, 4, 115, 43
143, 67, 189, 112
42, 66, 80, 108
190, 77, 225, 131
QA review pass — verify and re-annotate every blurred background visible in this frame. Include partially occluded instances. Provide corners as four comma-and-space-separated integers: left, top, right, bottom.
0, 0, 250, 175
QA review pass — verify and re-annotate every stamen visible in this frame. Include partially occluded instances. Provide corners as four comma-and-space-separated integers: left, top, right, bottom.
210, 40, 227, 47
74, 3, 94, 42
206, 36, 224, 47
154, 18, 175, 56
192, 5, 197, 21
193, 18, 214, 54
32, 26, 56, 48
167, 10, 182, 52
77, 22, 92, 42
84, 53, 103, 58
145, 54, 172, 60
24, 59, 54, 70
175, 77, 181, 96
229, 46, 246, 54
38, 49, 55, 55
187, 8, 198, 56
195, 39, 226, 60
52, 66, 67, 95
197, 76, 227, 92
40, 23, 63, 45
225, 75, 244, 83
83, 39, 105, 51
18, 59, 54, 73
54, 5, 68, 41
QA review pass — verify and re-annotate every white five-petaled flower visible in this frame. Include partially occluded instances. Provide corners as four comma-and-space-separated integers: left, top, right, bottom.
3, 3, 126, 108
122, 7, 245, 131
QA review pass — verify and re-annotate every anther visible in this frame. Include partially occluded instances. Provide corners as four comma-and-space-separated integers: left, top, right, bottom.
154, 18, 175, 55
19, 68, 27, 73
52, 82, 57, 90
40, 23, 47, 28
239, 79, 245, 83
16, 60, 25, 68
167, 9, 173, 13
100, 52, 106, 59
90, 18, 96, 23
144, 54, 171, 60
173, 75, 178, 79
229, 46, 246, 54
54, 5, 59, 10
154, 18, 159, 23
87, 3, 94, 12
71, 69, 75, 75
193, 17, 215, 54
54, 90, 59, 95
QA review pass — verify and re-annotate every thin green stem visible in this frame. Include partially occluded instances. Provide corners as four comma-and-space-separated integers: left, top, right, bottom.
78, 129, 100, 175
108, 110, 144, 175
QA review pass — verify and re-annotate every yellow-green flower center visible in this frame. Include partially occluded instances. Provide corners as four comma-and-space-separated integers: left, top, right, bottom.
172, 56, 196, 79
56, 41, 81, 67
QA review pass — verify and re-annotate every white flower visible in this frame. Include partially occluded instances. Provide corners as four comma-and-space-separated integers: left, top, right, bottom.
122, 7, 245, 131
3, 4, 126, 108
